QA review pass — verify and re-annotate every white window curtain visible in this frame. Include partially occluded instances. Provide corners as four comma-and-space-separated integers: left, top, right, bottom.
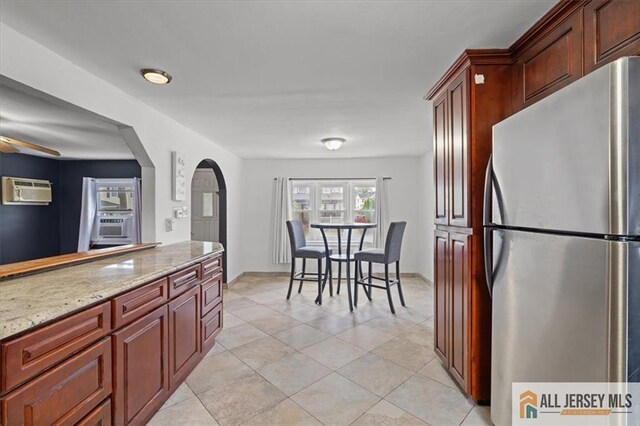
77, 177, 96, 252
374, 176, 390, 248
131, 178, 142, 244
272, 177, 292, 264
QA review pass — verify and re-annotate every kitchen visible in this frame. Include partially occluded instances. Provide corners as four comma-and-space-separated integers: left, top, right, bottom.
0, 1, 638, 425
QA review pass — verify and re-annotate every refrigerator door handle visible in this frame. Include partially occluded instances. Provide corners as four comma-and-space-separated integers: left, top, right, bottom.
483, 155, 494, 296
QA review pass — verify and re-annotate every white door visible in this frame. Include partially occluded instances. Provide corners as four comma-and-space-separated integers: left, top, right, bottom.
191, 169, 219, 242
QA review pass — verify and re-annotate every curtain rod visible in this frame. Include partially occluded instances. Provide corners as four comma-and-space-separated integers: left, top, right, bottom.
273, 177, 391, 181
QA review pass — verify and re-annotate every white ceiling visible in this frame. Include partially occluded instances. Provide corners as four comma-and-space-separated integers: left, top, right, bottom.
0, 77, 135, 160
0, 1, 553, 159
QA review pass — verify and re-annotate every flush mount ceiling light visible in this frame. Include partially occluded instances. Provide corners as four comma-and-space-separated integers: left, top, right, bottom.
140, 68, 172, 85
321, 137, 346, 151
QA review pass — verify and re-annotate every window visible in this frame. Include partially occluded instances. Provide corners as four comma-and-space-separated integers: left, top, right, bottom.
290, 179, 377, 244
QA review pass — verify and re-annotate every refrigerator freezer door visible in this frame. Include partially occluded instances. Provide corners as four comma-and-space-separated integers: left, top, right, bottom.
490, 230, 639, 426
492, 57, 639, 237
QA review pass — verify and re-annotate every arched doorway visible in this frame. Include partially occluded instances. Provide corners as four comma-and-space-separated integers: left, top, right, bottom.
191, 159, 227, 283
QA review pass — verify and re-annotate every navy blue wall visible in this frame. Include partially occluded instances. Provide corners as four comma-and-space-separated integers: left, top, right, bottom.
0, 153, 141, 264
0, 153, 61, 264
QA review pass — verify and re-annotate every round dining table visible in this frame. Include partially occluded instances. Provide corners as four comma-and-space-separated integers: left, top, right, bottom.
310, 222, 377, 311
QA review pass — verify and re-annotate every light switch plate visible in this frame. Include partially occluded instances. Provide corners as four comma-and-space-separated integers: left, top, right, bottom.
166, 218, 175, 232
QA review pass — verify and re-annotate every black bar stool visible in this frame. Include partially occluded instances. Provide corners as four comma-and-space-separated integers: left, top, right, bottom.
354, 221, 407, 314
286, 220, 332, 304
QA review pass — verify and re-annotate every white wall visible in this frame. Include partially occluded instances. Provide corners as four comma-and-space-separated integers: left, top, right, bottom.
241, 157, 425, 274
417, 152, 435, 281
0, 23, 244, 280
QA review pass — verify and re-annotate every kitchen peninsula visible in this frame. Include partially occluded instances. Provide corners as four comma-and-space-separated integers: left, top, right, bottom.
0, 241, 224, 425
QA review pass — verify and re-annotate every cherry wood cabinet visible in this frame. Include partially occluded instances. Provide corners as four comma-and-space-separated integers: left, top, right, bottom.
0, 252, 223, 426
168, 286, 201, 390
1, 302, 111, 394
584, 0, 640, 72
511, 9, 584, 110
427, 51, 511, 402
113, 305, 170, 425
426, 0, 638, 403
433, 229, 449, 361
78, 398, 112, 426
1, 338, 112, 426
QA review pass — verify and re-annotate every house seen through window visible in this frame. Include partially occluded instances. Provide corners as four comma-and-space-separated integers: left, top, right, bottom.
291, 179, 376, 244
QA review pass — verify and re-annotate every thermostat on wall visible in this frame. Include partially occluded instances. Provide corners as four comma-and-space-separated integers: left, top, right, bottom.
172, 151, 186, 201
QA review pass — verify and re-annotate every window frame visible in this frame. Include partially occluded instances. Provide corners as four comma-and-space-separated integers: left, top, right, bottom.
290, 179, 377, 246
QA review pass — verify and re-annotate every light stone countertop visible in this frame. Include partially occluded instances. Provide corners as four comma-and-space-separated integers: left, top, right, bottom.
0, 241, 224, 341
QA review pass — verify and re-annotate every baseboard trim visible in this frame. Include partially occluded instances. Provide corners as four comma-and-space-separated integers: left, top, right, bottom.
232, 271, 431, 284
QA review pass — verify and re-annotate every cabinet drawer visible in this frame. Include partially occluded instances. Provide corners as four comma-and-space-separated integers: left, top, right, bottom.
201, 302, 223, 355
168, 264, 202, 298
202, 255, 222, 279
112, 278, 168, 329
201, 273, 222, 316
77, 398, 111, 426
1, 302, 111, 393
1, 338, 112, 426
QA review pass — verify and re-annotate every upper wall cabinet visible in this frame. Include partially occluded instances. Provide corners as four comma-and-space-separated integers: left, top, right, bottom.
512, 10, 583, 111
584, 0, 640, 73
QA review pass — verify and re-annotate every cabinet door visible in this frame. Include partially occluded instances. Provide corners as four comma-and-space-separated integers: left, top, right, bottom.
433, 229, 449, 362
584, 0, 640, 73
1, 338, 112, 426
433, 92, 449, 225
449, 232, 469, 390
512, 10, 583, 110
113, 305, 169, 425
448, 73, 469, 227
169, 285, 201, 390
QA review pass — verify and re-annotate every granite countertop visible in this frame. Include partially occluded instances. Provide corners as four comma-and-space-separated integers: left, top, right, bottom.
0, 241, 224, 341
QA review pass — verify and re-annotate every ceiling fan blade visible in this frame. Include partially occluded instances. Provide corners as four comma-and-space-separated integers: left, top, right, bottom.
1, 136, 61, 157
0, 141, 19, 153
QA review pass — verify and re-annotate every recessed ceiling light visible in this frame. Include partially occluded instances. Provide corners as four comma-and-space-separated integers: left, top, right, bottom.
140, 68, 172, 85
321, 137, 346, 151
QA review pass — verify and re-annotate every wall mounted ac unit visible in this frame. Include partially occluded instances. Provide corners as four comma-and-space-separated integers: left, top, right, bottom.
2, 176, 52, 205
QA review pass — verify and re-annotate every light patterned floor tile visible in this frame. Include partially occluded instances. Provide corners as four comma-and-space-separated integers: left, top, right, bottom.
232, 305, 278, 322
224, 297, 259, 312
148, 397, 218, 426
335, 324, 394, 351
291, 373, 380, 426
198, 371, 286, 426
222, 312, 246, 328
245, 290, 284, 305
351, 400, 427, 425
286, 306, 331, 323
361, 316, 416, 336
257, 353, 331, 396
216, 323, 268, 349
338, 353, 413, 397
417, 358, 459, 390
249, 312, 302, 334
231, 336, 296, 369
186, 351, 253, 395
460, 405, 492, 426
386, 375, 474, 425
203, 341, 227, 358
397, 322, 434, 348
301, 336, 367, 370
373, 337, 437, 372
305, 313, 357, 335
160, 382, 195, 410
241, 398, 322, 426
272, 324, 330, 350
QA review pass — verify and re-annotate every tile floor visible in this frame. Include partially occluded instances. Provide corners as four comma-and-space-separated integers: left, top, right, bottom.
148, 275, 492, 426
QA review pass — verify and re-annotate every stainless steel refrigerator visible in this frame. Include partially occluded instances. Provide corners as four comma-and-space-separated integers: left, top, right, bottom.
485, 56, 639, 426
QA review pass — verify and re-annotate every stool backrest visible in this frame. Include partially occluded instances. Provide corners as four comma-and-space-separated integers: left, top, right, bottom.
384, 221, 407, 263
286, 220, 306, 253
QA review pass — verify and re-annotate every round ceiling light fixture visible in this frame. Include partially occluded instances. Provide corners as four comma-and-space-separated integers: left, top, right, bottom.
140, 68, 172, 85
321, 137, 346, 151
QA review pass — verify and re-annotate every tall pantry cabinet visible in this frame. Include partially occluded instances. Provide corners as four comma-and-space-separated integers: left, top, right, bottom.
426, 51, 512, 403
